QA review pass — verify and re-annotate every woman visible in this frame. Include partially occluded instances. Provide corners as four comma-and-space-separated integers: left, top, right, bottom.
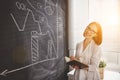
70, 22, 102, 80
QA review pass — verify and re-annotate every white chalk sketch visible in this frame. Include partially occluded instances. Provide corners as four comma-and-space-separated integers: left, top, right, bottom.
31, 31, 39, 63
31, 31, 56, 63
10, 0, 58, 62
44, 0, 56, 15
0, 58, 57, 76
0, 0, 65, 76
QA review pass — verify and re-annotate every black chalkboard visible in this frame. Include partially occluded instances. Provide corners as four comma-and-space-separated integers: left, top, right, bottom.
0, 0, 68, 80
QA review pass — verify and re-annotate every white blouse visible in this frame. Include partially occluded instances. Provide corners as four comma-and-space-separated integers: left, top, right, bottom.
74, 40, 102, 80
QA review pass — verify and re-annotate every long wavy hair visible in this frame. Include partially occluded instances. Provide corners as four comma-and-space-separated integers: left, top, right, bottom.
87, 22, 103, 45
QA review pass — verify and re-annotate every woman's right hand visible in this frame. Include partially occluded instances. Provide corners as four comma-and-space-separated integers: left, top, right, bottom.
72, 65, 79, 69
74, 66, 79, 69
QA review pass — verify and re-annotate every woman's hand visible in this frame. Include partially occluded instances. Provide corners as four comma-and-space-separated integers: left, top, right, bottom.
70, 56, 75, 61
73, 65, 79, 69
70, 56, 81, 61
71, 65, 79, 69
83, 67, 88, 71
75, 56, 81, 60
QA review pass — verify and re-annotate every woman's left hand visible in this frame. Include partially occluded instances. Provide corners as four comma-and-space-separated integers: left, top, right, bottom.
83, 67, 88, 71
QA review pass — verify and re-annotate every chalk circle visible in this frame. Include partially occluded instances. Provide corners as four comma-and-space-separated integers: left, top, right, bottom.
39, 16, 46, 23
16, 2, 26, 11
21, 3, 26, 11
37, 3, 43, 9
44, 6, 54, 16
16, 2, 21, 9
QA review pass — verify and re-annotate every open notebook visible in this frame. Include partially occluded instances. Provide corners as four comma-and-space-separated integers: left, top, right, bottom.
65, 56, 88, 69
65, 56, 88, 75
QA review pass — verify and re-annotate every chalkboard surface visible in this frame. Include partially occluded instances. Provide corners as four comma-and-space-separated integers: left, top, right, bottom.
0, 0, 68, 80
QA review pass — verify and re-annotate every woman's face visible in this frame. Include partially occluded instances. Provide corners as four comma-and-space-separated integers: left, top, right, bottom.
84, 24, 97, 39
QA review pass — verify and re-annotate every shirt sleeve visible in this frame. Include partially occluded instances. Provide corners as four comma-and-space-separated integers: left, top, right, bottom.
88, 46, 102, 71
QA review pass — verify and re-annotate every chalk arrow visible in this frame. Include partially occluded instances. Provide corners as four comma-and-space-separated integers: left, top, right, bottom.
0, 58, 56, 76
0, 69, 8, 76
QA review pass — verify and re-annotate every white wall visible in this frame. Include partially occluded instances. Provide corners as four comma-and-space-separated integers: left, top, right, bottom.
68, 0, 120, 52
68, 0, 120, 68
89, 0, 120, 68
68, 0, 89, 56
89, 0, 120, 52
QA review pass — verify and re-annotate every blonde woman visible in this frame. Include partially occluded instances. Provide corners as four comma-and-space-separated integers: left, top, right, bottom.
70, 22, 102, 80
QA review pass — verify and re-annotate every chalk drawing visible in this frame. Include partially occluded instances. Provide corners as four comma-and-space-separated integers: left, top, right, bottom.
0, 0, 66, 76
0, 58, 57, 76
11, 0, 58, 60
44, 0, 56, 15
